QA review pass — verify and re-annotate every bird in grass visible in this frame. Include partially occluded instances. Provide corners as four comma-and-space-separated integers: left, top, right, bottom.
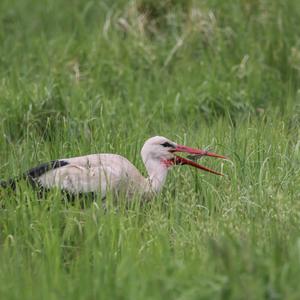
0, 136, 226, 200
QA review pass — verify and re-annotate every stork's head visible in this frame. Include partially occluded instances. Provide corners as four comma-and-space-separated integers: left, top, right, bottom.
141, 136, 226, 176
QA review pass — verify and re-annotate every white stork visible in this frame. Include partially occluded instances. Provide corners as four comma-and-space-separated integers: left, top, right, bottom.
1, 136, 226, 200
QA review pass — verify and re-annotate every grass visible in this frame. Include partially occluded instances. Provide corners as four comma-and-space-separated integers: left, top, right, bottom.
0, 0, 300, 299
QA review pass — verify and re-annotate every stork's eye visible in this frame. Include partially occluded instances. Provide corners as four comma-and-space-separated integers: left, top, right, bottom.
161, 142, 174, 148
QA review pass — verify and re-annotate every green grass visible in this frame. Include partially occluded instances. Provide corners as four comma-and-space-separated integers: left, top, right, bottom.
0, 0, 300, 299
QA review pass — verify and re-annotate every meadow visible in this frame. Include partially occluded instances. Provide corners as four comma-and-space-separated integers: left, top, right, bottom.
0, 0, 300, 299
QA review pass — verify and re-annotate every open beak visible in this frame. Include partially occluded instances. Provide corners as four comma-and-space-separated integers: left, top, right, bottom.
168, 145, 227, 176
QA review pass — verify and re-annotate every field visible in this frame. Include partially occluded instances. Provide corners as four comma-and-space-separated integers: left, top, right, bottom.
0, 0, 300, 299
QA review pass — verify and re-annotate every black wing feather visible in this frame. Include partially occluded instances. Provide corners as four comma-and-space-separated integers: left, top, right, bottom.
1, 160, 69, 190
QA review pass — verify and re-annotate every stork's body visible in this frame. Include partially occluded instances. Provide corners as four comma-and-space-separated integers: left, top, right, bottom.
1, 136, 226, 199
37, 154, 167, 199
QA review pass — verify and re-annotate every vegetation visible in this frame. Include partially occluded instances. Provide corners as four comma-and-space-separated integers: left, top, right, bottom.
0, 0, 299, 299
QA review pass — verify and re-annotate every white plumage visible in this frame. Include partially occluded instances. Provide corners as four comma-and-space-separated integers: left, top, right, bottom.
38, 154, 154, 198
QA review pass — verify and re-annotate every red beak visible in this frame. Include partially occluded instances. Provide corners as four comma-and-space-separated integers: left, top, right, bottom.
167, 144, 227, 176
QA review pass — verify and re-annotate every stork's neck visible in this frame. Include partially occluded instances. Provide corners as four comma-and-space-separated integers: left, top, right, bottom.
143, 159, 168, 193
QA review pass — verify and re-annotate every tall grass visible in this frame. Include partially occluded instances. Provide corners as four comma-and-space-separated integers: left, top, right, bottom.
0, 0, 299, 299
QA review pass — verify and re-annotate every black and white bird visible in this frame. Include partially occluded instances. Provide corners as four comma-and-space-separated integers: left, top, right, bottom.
0, 136, 226, 200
